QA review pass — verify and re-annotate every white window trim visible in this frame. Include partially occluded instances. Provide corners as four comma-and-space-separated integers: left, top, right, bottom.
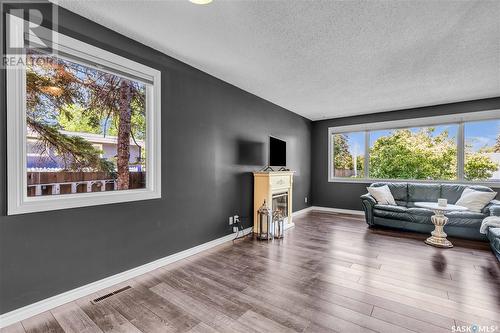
7, 16, 162, 215
328, 110, 500, 187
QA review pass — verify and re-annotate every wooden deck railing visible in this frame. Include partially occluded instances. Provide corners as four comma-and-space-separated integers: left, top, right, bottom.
27, 172, 145, 196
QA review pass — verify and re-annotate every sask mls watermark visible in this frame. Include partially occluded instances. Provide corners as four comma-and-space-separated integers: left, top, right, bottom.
452, 324, 499, 333
2, 0, 58, 68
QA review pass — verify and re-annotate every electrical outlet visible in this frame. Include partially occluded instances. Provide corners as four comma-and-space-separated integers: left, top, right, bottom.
305, 196, 308, 203
232, 226, 239, 233
229, 216, 233, 225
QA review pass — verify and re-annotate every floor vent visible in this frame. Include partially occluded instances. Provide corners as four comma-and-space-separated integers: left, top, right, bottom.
91, 286, 131, 304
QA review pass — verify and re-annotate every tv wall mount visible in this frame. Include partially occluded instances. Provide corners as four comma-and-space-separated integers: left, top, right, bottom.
259, 166, 289, 172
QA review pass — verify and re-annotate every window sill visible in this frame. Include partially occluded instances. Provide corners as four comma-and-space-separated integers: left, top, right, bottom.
9, 188, 161, 215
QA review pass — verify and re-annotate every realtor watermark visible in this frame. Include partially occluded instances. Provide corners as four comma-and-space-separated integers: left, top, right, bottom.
3, 53, 57, 67
452, 324, 499, 333
1, 0, 58, 68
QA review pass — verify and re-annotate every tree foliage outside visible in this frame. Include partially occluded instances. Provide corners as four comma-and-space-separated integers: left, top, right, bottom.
57, 105, 102, 134
464, 153, 498, 181
333, 134, 363, 178
333, 128, 499, 181
27, 51, 146, 190
333, 134, 352, 170
369, 128, 457, 180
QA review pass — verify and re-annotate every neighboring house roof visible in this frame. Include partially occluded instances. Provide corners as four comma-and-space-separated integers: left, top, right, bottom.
27, 129, 145, 147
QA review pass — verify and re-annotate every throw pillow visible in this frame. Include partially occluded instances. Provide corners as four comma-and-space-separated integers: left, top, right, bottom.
367, 185, 396, 205
455, 188, 497, 213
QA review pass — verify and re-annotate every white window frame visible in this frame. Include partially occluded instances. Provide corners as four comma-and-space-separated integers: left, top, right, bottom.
328, 110, 500, 187
7, 16, 162, 215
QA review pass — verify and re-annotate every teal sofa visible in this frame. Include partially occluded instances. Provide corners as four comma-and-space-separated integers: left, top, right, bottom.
360, 183, 500, 245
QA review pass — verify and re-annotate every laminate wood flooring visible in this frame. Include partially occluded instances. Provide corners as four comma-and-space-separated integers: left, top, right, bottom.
3, 212, 500, 333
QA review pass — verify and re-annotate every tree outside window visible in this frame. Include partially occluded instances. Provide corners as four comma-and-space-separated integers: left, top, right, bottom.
333, 132, 364, 178
26, 50, 147, 196
369, 127, 458, 181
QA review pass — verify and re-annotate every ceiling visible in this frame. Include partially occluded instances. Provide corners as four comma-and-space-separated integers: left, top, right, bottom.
56, 0, 500, 120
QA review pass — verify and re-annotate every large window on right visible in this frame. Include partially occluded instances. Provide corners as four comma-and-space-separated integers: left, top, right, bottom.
329, 113, 500, 184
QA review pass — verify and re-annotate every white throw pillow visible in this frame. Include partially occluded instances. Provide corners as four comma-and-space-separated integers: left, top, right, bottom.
367, 185, 396, 205
455, 188, 497, 213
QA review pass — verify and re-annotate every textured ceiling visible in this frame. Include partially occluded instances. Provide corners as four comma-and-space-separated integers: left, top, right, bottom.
55, 0, 500, 120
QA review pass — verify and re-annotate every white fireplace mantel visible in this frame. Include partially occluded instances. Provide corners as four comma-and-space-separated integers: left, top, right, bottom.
253, 171, 294, 234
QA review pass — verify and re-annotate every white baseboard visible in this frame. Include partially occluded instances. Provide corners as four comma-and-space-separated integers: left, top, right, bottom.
310, 206, 364, 216
291, 206, 363, 217
0, 227, 253, 328
292, 206, 313, 217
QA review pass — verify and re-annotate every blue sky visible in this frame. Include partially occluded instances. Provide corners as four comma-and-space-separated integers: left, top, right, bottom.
342, 119, 500, 155
465, 119, 500, 151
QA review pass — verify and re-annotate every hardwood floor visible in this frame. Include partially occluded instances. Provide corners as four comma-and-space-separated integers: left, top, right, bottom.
3, 211, 500, 333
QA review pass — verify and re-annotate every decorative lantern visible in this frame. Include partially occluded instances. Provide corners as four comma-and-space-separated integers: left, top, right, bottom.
273, 209, 285, 239
257, 200, 273, 240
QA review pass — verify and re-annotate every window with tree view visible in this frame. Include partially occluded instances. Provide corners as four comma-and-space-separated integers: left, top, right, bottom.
329, 116, 500, 183
332, 132, 364, 178
7, 21, 160, 215
26, 50, 147, 196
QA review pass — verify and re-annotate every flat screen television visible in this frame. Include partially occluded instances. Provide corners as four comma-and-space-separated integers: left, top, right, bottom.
269, 136, 286, 167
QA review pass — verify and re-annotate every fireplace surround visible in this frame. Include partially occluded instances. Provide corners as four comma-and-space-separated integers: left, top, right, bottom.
253, 171, 294, 234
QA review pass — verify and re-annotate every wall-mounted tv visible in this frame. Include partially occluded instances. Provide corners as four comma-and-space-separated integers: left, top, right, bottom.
269, 136, 286, 167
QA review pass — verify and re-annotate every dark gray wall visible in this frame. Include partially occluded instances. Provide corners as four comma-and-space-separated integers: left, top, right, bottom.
311, 98, 500, 210
0, 6, 311, 313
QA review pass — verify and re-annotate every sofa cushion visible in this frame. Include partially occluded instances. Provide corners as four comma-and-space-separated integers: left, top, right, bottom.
445, 210, 486, 219
371, 182, 408, 202
440, 184, 466, 204
407, 207, 433, 224
408, 183, 440, 205
374, 204, 408, 213
445, 211, 485, 227
373, 204, 411, 221
407, 207, 433, 216
405, 208, 485, 227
